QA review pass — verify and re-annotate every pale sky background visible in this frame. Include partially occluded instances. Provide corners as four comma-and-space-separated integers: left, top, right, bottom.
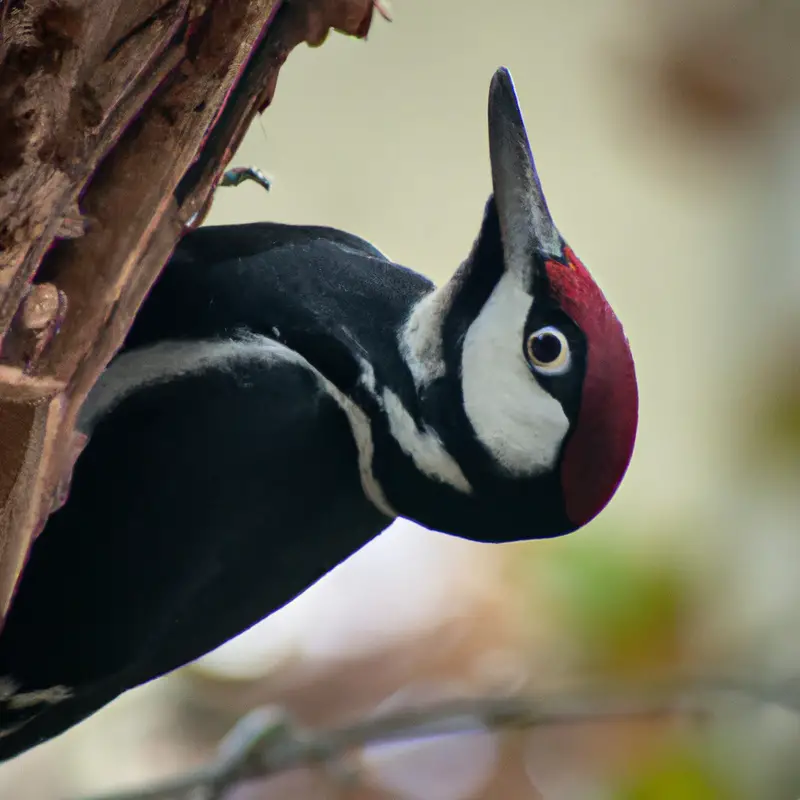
3, 1, 799, 797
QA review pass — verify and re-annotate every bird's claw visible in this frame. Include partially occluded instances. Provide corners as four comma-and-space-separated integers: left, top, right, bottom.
185, 166, 271, 229
219, 166, 271, 193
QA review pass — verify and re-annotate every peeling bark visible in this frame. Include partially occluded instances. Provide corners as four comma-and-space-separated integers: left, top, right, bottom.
0, 0, 380, 624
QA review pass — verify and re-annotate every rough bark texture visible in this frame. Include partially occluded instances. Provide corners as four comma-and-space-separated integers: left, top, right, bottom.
0, 0, 379, 625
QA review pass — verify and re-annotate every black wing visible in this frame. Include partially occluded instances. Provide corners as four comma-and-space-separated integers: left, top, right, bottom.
120, 221, 432, 366
0, 348, 391, 760
177, 220, 389, 263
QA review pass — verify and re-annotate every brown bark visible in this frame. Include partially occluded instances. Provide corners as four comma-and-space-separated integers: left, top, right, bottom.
0, 0, 380, 625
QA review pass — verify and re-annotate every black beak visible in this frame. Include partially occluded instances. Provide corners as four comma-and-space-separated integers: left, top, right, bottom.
488, 67, 562, 282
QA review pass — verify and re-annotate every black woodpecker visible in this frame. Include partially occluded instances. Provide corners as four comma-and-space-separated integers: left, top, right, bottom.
0, 67, 638, 760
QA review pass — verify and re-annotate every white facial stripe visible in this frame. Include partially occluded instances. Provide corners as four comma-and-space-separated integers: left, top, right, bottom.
79, 336, 396, 518
357, 355, 377, 394
351, 349, 471, 495
399, 287, 449, 390
381, 388, 472, 494
460, 271, 569, 475
324, 380, 397, 518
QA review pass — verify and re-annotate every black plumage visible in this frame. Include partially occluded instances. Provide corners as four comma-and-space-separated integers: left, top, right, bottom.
0, 67, 639, 761
0, 223, 421, 759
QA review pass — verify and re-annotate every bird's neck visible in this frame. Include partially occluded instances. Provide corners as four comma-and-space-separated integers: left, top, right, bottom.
106, 234, 477, 522
397, 284, 452, 391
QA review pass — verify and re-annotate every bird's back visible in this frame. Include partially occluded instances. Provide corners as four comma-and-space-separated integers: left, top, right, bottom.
0, 222, 427, 759
125, 222, 432, 360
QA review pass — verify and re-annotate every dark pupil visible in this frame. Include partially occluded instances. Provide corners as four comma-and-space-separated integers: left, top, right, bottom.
531, 332, 562, 363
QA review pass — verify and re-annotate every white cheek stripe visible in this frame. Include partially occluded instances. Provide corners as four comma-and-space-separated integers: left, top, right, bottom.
381, 388, 472, 494
460, 271, 569, 475
321, 376, 397, 518
351, 355, 471, 496
394, 290, 475, 492
399, 287, 448, 390
78, 336, 396, 518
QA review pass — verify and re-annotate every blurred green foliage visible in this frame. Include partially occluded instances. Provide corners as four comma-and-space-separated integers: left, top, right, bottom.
610, 739, 740, 800
757, 369, 800, 460
530, 533, 694, 675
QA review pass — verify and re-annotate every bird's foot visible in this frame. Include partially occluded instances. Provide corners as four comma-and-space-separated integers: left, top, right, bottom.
218, 166, 271, 193
185, 166, 272, 229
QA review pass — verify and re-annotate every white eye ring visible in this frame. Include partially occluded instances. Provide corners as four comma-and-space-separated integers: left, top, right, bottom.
525, 326, 571, 375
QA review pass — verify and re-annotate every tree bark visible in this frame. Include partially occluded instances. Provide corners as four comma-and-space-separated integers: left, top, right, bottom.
0, 0, 379, 626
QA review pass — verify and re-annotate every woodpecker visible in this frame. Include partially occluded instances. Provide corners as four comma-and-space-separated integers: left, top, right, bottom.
0, 67, 637, 760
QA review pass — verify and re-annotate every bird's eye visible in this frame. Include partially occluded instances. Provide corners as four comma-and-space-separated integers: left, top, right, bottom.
526, 326, 571, 375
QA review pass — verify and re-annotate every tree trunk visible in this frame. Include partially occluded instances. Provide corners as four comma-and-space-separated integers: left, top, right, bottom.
0, 0, 379, 625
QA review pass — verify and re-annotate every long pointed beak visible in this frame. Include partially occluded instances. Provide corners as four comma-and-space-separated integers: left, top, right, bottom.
488, 67, 562, 276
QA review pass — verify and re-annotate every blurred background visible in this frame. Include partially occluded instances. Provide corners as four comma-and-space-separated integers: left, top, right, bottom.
2, 0, 799, 796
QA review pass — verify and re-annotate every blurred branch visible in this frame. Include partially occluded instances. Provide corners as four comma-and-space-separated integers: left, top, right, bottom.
71, 676, 800, 800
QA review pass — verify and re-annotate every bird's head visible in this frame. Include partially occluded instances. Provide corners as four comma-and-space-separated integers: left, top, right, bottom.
375, 67, 638, 542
